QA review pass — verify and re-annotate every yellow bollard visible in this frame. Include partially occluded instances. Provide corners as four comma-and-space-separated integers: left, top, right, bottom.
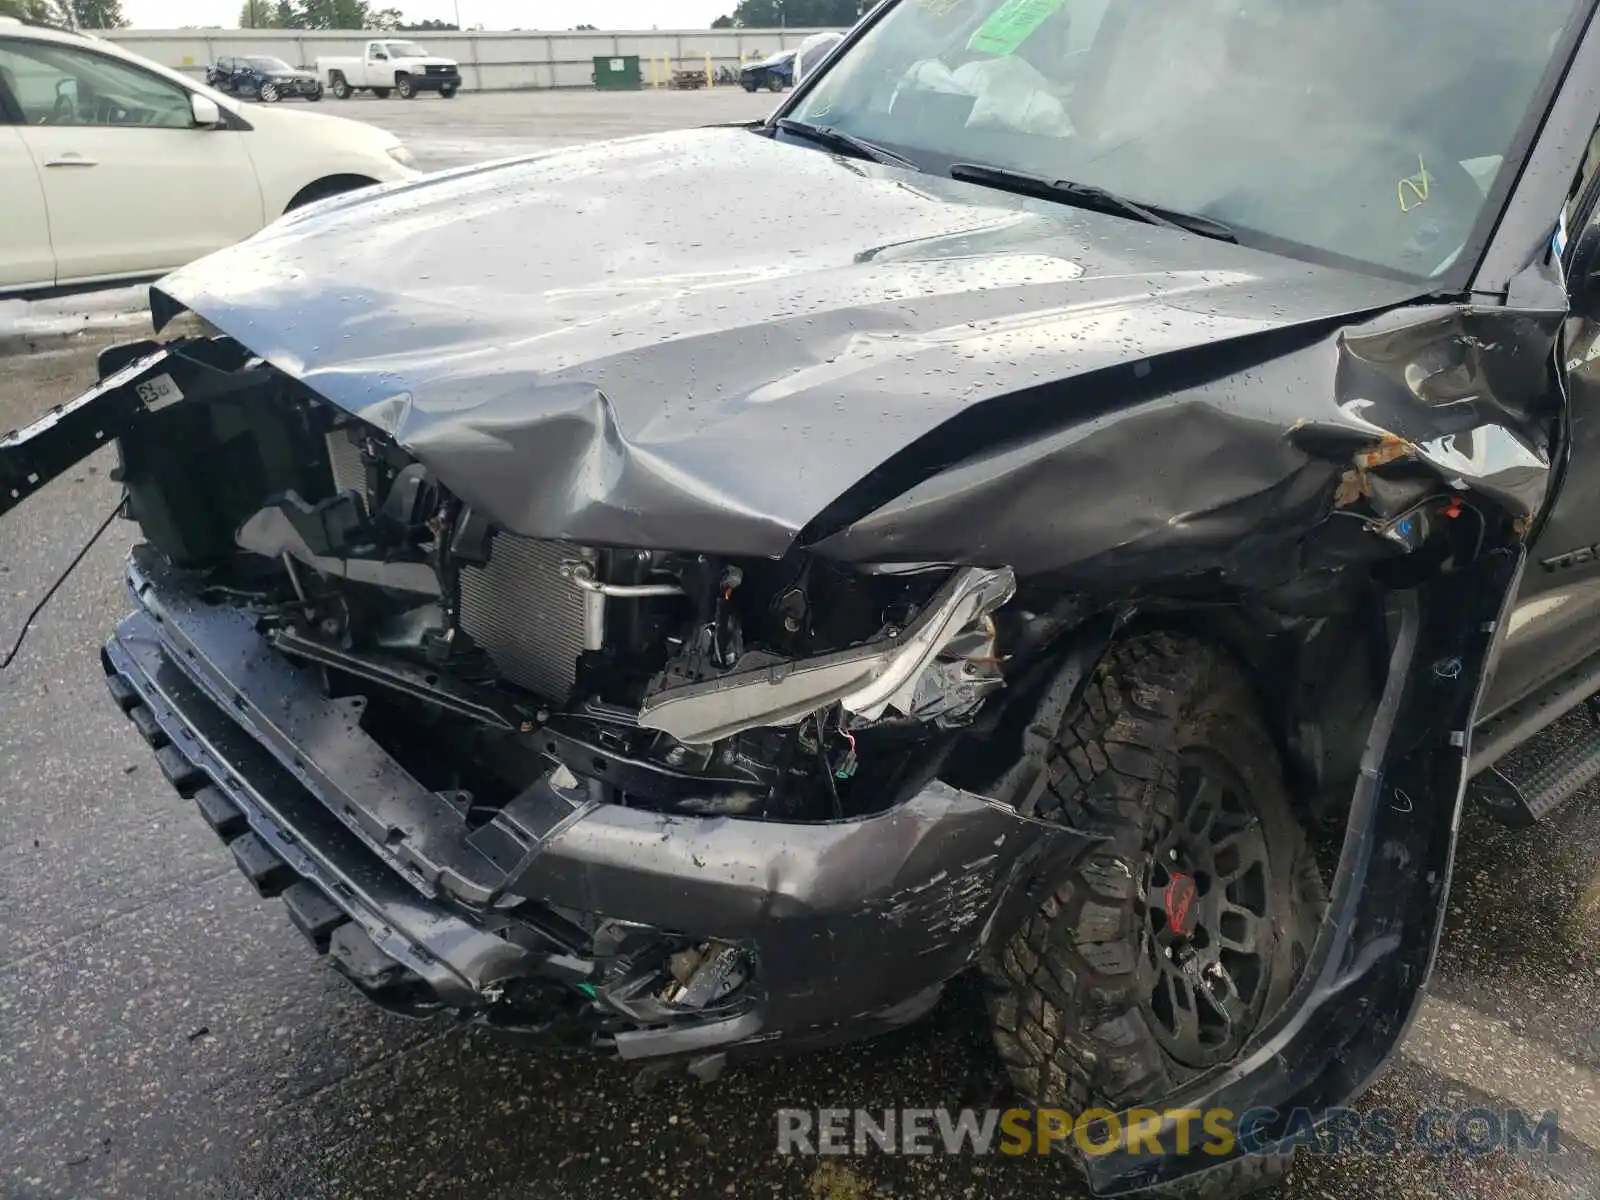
706, 51, 713, 88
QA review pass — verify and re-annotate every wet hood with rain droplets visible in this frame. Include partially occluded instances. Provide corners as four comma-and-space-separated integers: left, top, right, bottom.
150, 125, 1428, 563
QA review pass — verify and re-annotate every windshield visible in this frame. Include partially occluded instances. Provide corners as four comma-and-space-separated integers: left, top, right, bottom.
385, 42, 428, 58
248, 57, 292, 72
789, 0, 1588, 279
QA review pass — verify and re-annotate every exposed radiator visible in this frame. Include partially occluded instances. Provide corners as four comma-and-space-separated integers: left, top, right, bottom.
324, 430, 592, 702
326, 429, 366, 498
459, 536, 597, 703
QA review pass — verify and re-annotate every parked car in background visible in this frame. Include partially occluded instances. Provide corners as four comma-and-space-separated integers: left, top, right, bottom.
316, 40, 461, 100
205, 55, 323, 103
0, 18, 418, 295
740, 48, 796, 92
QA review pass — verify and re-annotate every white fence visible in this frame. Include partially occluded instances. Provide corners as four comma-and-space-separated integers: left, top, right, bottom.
98, 27, 845, 91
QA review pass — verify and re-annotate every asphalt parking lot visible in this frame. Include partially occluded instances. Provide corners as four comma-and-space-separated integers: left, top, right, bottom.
333, 86, 781, 170
4, 88, 1600, 1200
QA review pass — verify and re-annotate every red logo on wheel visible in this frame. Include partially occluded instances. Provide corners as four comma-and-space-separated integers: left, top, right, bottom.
1165, 873, 1198, 936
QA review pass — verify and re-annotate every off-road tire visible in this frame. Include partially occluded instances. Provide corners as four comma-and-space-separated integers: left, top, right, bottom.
396, 73, 415, 99
985, 632, 1326, 1198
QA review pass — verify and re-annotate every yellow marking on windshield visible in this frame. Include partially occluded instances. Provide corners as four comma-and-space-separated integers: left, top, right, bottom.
1399, 156, 1432, 212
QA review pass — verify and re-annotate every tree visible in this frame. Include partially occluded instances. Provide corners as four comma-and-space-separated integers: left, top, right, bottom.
68, 0, 126, 25
234, 0, 451, 32
0, 0, 62, 21
731, 0, 856, 25
295, 0, 372, 28
398, 17, 456, 29
238, 0, 302, 27
238, 0, 289, 26
711, 13, 734, 27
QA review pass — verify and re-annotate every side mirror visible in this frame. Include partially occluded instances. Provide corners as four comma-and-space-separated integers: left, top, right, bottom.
190, 92, 221, 127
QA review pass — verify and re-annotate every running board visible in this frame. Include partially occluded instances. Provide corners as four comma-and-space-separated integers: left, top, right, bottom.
1470, 650, 1600, 826
1469, 651, 1600, 777
1474, 719, 1600, 826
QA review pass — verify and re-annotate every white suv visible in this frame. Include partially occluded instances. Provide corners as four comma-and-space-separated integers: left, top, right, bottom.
0, 19, 420, 295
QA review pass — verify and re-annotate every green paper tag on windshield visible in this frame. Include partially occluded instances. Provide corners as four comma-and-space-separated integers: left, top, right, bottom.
966, 0, 1066, 54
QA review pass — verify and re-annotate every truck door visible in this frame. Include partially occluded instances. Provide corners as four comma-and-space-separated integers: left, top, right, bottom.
1483, 120, 1600, 717
366, 41, 390, 85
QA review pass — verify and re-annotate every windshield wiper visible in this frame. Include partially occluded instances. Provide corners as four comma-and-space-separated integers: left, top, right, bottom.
949, 162, 1236, 243
772, 118, 918, 170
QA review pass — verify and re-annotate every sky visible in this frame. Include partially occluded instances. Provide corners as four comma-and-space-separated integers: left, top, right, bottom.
120, 0, 733, 29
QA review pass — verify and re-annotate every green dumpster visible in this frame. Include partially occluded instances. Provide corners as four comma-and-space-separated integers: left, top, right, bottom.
592, 55, 643, 91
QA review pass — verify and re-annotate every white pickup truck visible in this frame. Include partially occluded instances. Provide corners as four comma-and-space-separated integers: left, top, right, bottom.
316, 39, 463, 100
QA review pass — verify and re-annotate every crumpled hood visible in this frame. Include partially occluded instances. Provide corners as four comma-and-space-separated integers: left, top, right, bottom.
152, 125, 1425, 559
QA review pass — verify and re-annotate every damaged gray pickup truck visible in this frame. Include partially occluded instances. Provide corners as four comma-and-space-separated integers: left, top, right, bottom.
7, 0, 1600, 1194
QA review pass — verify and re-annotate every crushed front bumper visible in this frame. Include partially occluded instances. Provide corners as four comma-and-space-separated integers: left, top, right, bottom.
104, 546, 1086, 1059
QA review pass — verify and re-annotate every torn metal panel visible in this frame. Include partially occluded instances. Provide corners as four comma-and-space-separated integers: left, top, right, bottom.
819, 304, 1563, 580
149, 126, 1425, 559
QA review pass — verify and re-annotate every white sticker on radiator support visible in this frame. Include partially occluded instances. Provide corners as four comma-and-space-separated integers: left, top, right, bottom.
135, 373, 183, 410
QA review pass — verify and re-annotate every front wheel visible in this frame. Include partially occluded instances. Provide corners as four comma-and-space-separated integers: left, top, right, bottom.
742, 79, 758, 92
307, 86, 323, 101
766, 76, 784, 92
395, 73, 415, 99
440, 84, 458, 98
259, 82, 280, 103
985, 633, 1325, 1197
